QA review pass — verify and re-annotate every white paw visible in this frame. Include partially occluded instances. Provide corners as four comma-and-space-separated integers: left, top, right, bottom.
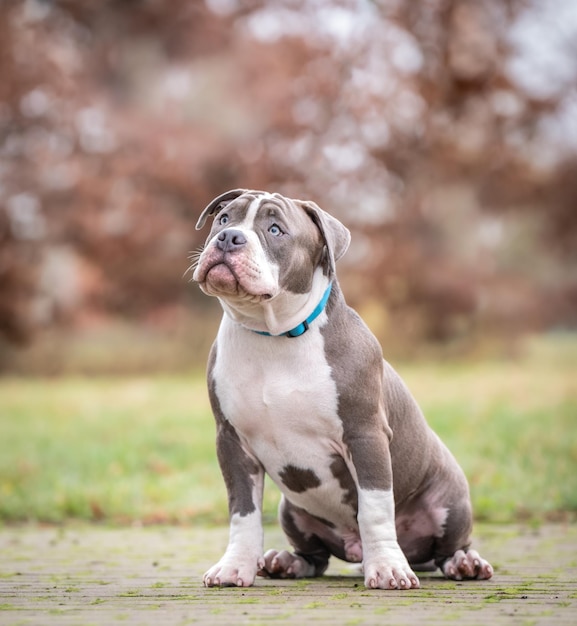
203, 555, 264, 588
442, 549, 493, 580
363, 553, 420, 590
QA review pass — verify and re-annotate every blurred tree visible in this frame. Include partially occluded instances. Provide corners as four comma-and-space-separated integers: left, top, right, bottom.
0, 0, 575, 363
0, 0, 231, 346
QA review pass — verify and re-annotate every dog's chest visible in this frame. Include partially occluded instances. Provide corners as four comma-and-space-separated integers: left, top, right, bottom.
212, 320, 344, 472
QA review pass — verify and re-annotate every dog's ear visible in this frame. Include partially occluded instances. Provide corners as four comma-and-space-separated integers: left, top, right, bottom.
196, 189, 249, 230
300, 201, 351, 276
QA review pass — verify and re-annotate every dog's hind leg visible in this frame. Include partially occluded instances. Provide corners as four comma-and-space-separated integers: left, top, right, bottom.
433, 499, 493, 580
258, 497, 331, 579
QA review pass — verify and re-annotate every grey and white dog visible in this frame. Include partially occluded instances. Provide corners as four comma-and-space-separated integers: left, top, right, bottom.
192, 189, 493, 590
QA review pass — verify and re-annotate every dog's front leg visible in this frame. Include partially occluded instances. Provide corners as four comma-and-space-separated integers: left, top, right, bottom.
347, 431, 420, 590
203, 416, 265, 588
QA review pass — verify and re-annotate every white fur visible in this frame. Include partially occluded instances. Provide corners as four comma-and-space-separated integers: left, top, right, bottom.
203, 509, 264, 587
357, 488, 419, 589
260, 268, 329, 335
214, 316, 343, 468
203, 471, 265, 587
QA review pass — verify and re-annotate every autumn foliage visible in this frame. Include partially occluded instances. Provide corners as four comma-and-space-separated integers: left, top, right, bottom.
1, 0, 576, 369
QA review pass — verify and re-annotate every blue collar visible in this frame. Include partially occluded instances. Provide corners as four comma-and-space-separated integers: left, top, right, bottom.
254, 283, 333, 338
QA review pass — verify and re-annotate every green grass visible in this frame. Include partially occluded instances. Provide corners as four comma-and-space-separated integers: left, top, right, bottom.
0, 335, 575, 524
403, 336, 577, 522
0, 376, 224, 524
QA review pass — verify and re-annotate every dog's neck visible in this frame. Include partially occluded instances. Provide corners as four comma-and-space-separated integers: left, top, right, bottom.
219, 268, 331, 336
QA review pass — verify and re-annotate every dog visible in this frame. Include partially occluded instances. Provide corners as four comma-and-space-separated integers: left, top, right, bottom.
192, 189, 493, 590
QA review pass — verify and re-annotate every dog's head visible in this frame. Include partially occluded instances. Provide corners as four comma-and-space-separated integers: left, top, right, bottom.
193, 189, 350, 305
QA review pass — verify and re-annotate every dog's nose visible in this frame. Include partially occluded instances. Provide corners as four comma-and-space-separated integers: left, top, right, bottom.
216, 229, 247, 252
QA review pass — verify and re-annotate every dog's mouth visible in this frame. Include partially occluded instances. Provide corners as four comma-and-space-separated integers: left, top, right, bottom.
201, 261, 273, 302
205, 263, 239, 293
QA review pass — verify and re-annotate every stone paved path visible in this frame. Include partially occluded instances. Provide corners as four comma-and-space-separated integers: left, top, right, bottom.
0, 523, 576, 625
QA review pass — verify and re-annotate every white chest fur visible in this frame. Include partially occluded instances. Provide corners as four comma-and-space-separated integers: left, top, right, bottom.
212, 314, 349, 513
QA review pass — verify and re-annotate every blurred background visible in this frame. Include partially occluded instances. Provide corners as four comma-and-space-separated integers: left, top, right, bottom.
1, 0, 576, 526
1, 0, 576, 374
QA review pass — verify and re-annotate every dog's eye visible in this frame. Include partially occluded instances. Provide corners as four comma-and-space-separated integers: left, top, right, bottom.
218, 213, 229, 226
269, 224, 283, 236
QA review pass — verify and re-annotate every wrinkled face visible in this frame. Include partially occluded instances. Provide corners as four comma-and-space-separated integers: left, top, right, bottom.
193, 192, 325, 303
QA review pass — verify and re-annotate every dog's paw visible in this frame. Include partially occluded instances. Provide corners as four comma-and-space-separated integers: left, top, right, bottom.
363, 554, 420, 590
441, 549, 493, 580
203, 556, 264, 588
257, 549, 315, 579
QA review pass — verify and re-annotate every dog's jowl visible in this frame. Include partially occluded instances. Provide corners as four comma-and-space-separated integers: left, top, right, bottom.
192, 189, 493, 590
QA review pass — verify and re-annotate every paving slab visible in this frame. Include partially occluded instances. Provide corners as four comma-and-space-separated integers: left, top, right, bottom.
0, 523, 576, 625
